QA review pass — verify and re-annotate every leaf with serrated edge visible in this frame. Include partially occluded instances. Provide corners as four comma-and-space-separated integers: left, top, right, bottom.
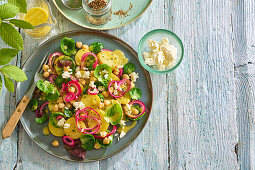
0, 65, 27, 82
9, 19, 35, 29
7, 0, 27, 13
0, 3, 19, 19
4, 75, 14, 92
0, 75, 2, 96
0, 48, 19, 65
0, 23, 23, 50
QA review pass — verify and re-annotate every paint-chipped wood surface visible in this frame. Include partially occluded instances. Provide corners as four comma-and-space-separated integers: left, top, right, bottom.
0, 0, 253, 169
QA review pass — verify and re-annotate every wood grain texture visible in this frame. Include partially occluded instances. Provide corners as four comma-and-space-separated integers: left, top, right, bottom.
2, 0, 255, 169
2, 96, 30, 139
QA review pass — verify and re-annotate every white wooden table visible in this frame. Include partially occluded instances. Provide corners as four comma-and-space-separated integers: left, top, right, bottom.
1, 0, 254, 169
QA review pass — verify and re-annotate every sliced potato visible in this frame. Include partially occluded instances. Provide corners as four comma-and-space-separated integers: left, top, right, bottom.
116, 92, 131, 104
113, 49, 129, 66
104, 99, 119, 111
81, 94, 101, 109
64, 117, 83, 139
75, 49, 90, 65
109, 74, 120, 81
48, 121, 65, 137
87, 109, 109, 133
97, 51, 119, 69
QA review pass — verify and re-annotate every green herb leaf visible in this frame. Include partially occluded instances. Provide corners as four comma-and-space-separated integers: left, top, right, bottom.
3, 75, 14, 92
0, 65, 27, 82
0, 3, 19, 19
7, 0, 27, 13
0, 48, 19, 65
0, 22, 23, 50
37, 80, 54, 93
9, 19, 34, 29
0, 75, 2, 96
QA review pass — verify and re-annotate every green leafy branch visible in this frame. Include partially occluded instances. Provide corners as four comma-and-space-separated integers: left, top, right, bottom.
0, 0, 35, 95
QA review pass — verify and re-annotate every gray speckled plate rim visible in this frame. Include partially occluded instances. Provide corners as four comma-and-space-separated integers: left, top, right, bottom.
17, 30, 153, 162
52, 0, 153, 30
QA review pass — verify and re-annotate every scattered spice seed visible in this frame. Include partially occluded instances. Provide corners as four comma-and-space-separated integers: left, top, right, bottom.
114, 3, 133, 18
88, 0, 107, 10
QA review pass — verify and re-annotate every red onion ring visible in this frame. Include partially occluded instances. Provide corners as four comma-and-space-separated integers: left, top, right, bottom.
80, 52, 98, 70
49, 52, 63, 73
62, 136, 75, 146
39, 102, 49, 117
93, 125, 117, 139
66, 80, 82, 96
118, 79, 131, 93
117, 68, 123, 77
108, 81, 124, 98
87, 87, 99, 95
75, 116, 101, 134
125, 100, 146, 119
65, 92, 76, 102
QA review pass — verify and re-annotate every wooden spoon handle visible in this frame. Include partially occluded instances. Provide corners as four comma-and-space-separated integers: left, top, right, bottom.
2, 96, 30, 139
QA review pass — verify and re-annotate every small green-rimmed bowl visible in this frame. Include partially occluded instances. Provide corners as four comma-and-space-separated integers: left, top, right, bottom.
138, 29, 184, 74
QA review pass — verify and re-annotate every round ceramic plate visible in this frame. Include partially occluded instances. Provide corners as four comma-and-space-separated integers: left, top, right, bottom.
16, 30, 153, 162
52, 0, 152, 30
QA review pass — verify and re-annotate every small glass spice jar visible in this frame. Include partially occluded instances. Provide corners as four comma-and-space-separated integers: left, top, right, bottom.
82, 0, 112, 25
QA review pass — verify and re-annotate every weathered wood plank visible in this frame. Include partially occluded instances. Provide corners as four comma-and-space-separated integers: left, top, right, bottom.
168, 0, 238, 169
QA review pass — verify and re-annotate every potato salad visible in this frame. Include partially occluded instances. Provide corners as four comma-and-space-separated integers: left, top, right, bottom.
29, 37, 146, 160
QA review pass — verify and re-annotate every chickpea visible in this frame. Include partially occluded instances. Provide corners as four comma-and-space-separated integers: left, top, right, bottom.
100, 131, 107, 138
131, 108, 139, 115
57, 97, 63, 103
131, 82, 135, 88
43, 64, 49, 72
63, 66, 70, 71
104, 100, 110, 106
53, 104, 58, 112
109, 87, 114, 93
79, 79, 86, 86
113, 69, 120, 76
76, 41, 82, 48
94, 142, 101, 149
82, 44, 89, 49
58, 102, 65, 109
69, 87, 75, 93
98, 102, 104, 109
103, 137, 110, 145
102, 91, 109, 98
52, 140, 59, 147
90, 77, 97, 82
122, 74, 129, 79
43, 126, 50, 136
43, 71, 50, 78
66, 103, 72, 108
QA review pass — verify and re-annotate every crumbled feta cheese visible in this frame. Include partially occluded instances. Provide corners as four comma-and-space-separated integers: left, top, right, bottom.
129, 72, 139, 82
119, 130, 126, 138
104, 73, 109, 79
102, 69, 108, 74
63, 123, 70, 129
75, 71, 82, 78
62, 71, 72, 79
73, 102, 85, 110
124, 104, 131, 111
119, 120, 126, 126
113, 90, 118, 96
98, 86, 105, 91
57, 118, 66, 127
117, 65, 123, 69
75, 66, 80, 72
89, 81, 96, 88
109, 135, 113, 140
114, 82, 118, 90
82, 71, 90, 79
65, 107, 69, 110
143, 38, 177, 70
82, 67, 88, 71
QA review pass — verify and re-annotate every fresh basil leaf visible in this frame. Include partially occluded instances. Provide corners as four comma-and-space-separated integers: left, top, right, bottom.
3, 75, 14, 92
0, 48, 19, 66
8, 0, 27, 13
0, 22, 23, 50
9, 19, 35, 29
0, 65, 27, 82
129, 87, 142, 100
0, 3, 19, 19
